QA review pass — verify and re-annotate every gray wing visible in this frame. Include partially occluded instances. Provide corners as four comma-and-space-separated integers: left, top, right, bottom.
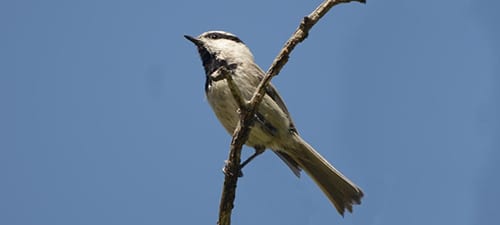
266, 82, 303, 177
265, 83, 297, 133
249, 63, 297, 133
249, 63, 302, 177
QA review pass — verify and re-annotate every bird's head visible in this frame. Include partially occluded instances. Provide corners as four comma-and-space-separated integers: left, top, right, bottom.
184, 31, 255, 74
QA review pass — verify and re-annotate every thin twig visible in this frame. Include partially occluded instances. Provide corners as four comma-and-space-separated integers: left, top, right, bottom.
212, 66, 247, 111
217, 1, 366, 225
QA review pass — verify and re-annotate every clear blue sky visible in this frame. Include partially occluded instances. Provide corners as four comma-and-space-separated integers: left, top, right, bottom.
1, 1, 498, 225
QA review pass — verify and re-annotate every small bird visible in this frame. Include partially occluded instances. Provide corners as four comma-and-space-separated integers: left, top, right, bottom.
185, 31, 363, 215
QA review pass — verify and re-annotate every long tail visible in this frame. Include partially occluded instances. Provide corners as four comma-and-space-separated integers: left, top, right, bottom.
278, 134, 364, 216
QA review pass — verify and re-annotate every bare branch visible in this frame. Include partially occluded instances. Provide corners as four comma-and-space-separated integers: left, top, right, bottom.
211, 66, 247, 111
217, 1, 366, 225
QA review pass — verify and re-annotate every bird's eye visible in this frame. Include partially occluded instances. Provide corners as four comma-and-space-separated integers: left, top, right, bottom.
209, 34, 219, 39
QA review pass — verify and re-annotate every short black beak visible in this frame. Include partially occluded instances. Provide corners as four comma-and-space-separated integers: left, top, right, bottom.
184, 35, 203, 46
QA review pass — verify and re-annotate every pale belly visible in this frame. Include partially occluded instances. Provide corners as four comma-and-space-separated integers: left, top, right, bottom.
206, 79, 291, 149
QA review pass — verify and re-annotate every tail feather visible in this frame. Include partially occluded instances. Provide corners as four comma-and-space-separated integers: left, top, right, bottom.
280, 135, 364, 215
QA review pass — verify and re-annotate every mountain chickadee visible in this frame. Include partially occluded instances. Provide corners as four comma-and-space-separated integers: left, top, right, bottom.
184, 31, 363, 215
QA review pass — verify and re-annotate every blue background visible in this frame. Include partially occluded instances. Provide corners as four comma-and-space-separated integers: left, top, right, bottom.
1, 1, 498, 225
